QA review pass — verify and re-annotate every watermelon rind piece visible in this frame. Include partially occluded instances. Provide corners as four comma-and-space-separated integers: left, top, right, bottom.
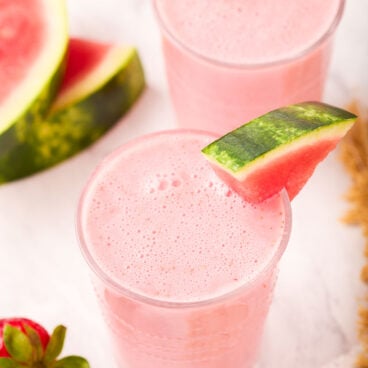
202, 102, 357, 203
0, 39, 145, 183
0, 0, 68, 135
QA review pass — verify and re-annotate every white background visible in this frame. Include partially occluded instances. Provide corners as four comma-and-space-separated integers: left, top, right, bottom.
1, 1, 368, 367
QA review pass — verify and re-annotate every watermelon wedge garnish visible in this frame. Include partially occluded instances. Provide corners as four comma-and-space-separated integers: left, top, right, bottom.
0, 37, 145, 183
202, 102, 357, 203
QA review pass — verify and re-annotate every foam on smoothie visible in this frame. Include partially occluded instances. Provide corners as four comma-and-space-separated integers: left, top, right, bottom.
81, 131, 287, 303
155, 0, 341, 64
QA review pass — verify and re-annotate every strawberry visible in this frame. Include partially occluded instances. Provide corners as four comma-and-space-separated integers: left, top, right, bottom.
0, 317, 90, 368
0, 318, 50, 357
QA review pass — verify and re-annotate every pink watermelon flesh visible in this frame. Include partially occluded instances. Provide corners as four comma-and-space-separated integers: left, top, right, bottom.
59, 38, 111, 93
0, 0, 45, 103
202, 102, 357, 203
211, 138, 340, 203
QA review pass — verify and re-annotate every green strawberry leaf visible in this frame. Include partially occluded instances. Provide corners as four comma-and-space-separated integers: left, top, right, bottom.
0, 358, 23, 368
23, 324, 43, 361
43, 325, 66, 364
53, 356, 90, 368
3, 325, 33, 363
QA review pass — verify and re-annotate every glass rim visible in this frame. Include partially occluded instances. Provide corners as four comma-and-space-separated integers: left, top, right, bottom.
76, 129, 292, 309
152, 0, 345, 69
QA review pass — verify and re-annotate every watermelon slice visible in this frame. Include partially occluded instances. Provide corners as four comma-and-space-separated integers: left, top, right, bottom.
0, 38, 145, 183
0, 0, 68, 139
202, 102, 357, 203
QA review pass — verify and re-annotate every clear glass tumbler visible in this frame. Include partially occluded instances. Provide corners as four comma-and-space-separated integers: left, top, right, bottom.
77, 130, 292, 368
153, 0, 345, 134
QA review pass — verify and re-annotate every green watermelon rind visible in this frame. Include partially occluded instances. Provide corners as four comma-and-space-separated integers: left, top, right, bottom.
0, 0, 68, 135
0, 48, 145, 183
0, 67, 65, 182
202, 102, 357, 180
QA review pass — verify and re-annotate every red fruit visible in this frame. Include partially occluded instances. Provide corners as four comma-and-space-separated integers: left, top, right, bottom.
0, 318, 90, 367
0, 318, 50, 357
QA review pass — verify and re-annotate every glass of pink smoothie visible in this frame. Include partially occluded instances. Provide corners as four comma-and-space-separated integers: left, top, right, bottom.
153, 0, 345, 134
77, 130, 291, 368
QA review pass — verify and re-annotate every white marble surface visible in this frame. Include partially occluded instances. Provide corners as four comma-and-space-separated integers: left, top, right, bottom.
1, 1, 368, 367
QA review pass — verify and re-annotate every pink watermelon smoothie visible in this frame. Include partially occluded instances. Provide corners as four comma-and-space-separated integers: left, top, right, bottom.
78, 130, 291, 368
154, 0, 344, 134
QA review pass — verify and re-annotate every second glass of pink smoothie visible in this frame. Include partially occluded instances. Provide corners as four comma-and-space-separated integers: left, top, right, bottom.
153, 0, 345, 134
77, 130, 291, 367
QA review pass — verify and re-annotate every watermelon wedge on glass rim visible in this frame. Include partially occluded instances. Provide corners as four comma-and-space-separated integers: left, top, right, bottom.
0, 37, 145, 183
202, 102, 357, 203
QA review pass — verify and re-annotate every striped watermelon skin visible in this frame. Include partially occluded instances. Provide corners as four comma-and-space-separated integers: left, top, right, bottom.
202, 102, 357, 203
0, 42, 145, 184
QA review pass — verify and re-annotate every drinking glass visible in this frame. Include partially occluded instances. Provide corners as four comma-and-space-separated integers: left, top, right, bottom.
153, 0, 345, 134
77, 130, 292, 368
